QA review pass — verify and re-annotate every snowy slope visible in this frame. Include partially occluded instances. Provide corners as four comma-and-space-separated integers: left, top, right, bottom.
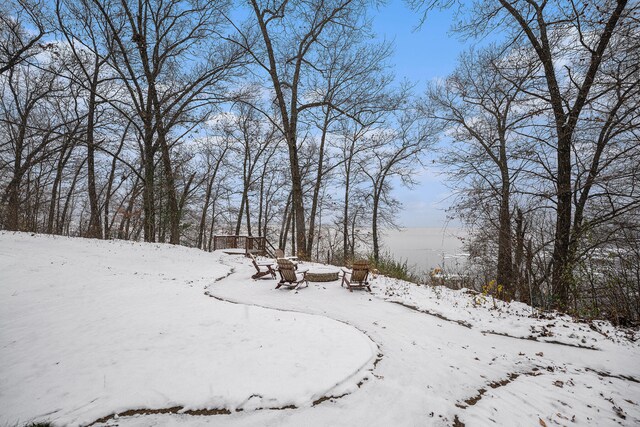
0, 232, 376, 426
201, 255, 639, 427
374, 276, 639, 350
1, 232, 639, 427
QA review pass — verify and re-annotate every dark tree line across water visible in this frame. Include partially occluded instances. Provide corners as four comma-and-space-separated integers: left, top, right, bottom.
1, 0, 638, 322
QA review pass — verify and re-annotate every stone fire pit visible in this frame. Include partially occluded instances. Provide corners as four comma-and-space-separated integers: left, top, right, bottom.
305, 265, 341, 282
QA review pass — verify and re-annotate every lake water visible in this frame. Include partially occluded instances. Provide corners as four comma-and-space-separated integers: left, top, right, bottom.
380, 227, 468, 275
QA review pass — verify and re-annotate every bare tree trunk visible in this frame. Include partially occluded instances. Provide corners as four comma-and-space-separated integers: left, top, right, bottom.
343, 169, 351, 260
156, 124, 181, 244
307, 107, 331, 257
85, 73, 102, 238
372, 191, 380, 263
258, 163, 266, 236
142, 127, 156, 242
198, 177, 215, 249
497, 177, 513, 299
350, 207, 358, 259
513, 208, 528, 303
59, 158, 86, 235
290, 202, 296, 255
235, 193, 246, 235
207, 198, 216, 251
103, 133, 126, 239
47, 143, 73, 234
119, 176, 140, 239
279, 193, 292, 250
288, 133, 306, 258
244, 189, 252, 236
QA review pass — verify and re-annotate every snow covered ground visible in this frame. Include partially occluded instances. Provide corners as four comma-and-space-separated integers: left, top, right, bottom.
0, 233, 375, 426
374, 276, 639, 350
1, 232, 639, 426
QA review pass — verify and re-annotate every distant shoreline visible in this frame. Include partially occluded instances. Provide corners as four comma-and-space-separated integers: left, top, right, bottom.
380, 227, 467, 274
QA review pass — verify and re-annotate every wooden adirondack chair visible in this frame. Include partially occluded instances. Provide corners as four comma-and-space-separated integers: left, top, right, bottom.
250, 253, 276, 280
275, 258, 308, 289
341, 260, 371, 292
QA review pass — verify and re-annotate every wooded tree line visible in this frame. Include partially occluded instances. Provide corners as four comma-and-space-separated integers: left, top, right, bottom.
417, 0, 640, 322
0, 0, 428, 265
1, 0, 638, 322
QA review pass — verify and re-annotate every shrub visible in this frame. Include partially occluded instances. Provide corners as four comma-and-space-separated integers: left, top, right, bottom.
368, 251, 422, 283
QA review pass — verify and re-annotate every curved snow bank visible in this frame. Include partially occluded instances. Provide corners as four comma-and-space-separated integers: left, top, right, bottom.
0, 232, 376, 427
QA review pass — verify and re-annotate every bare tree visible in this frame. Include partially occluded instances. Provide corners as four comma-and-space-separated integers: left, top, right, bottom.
231, 0, 378, 259
218, 104, 279, 236
0, 57, 71, 230
195, 135, 231, 249
0, 0, 49, 74
89, 0, 243, 244
55, 0, 118, 238
336, 116, 373, 260
412, 0, 638, 309
304, 36, 395, 257
426, 46, 536, 298
362, 107, 433, 263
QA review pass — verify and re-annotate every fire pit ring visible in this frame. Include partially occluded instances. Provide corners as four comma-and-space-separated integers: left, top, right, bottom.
305, 266, 341, 282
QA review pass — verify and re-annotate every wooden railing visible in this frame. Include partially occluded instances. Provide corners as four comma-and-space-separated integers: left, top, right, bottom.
213, 235, 274, 257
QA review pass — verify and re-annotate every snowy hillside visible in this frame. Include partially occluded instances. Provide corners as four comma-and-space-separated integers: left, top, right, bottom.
1, 232, 639, 427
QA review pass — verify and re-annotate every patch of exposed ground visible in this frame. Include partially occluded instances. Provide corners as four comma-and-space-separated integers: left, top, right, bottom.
585, 367, 640, 383
89, 407, 233, 426
388, 300, 472, 328
455, 371, 539, 410
480, 330, 599, 350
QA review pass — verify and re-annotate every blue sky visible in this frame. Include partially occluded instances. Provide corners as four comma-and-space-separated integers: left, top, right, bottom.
371, 1, 465, 228
372, 2, 464, 83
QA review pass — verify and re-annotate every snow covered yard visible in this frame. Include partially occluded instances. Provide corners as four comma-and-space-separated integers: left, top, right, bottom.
1, 232, 639, 426
0, 232, 376, 426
